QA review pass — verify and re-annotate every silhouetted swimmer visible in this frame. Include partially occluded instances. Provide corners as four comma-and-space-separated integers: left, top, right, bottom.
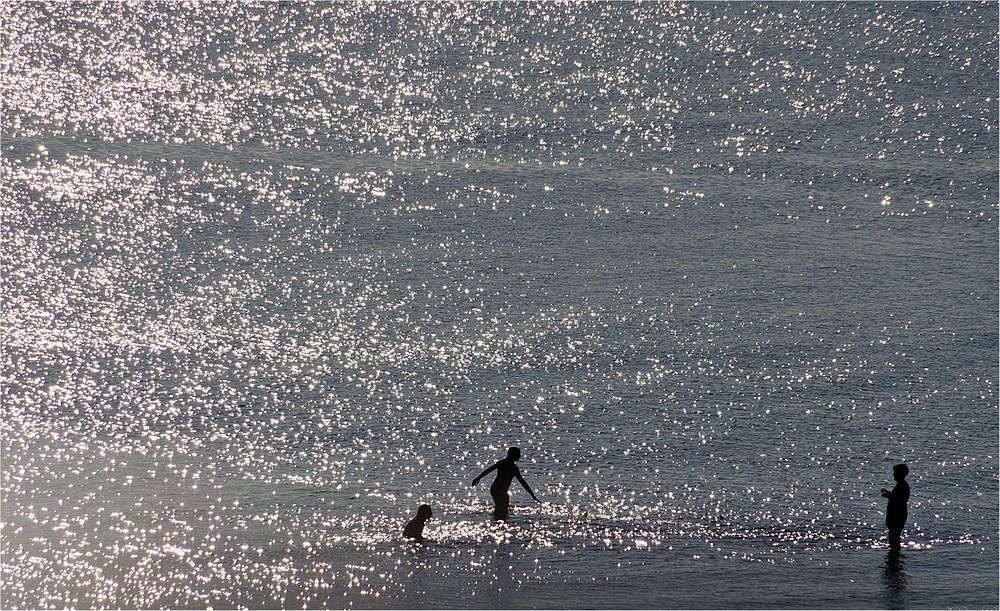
881, 463, 910, 552
403, 504, 432, 541
471, 446, 540, 519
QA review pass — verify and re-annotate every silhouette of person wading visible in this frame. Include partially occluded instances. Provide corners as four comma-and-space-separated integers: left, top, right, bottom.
881, 463, 910, 552
403, 504, 432, 542
471, 446, 540, 519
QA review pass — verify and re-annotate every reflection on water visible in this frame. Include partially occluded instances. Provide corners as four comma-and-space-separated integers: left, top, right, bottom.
881, 551, 908, 610
2, 1, 997, 609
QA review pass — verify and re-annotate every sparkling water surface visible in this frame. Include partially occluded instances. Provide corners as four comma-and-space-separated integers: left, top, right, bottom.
2, 2, 997, 609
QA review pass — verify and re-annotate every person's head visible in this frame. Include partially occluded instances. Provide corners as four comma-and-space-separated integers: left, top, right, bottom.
416, 504, 432, 519
893, 463, 909, 480
507, 446, 521, 461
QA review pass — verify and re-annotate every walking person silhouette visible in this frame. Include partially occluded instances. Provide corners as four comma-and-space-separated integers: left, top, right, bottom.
471, 446, 540, 519
881, 463, 910, 553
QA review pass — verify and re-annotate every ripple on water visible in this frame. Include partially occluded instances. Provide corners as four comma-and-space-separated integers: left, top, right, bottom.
2, 2, 997, 609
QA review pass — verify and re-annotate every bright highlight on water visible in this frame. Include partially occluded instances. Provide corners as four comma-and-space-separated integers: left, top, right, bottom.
2, 2, 997, 609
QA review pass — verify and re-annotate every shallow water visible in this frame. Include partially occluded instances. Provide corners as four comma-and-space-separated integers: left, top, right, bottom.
2, 2, 998, 609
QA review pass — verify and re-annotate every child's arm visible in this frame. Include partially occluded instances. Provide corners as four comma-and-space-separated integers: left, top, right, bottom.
472, 461, 500, 486
881, 485, 902, 499
516, 470, 540, 502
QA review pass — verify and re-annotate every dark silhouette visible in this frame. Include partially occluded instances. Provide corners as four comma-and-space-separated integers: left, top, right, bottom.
403, 504, 432, 541
881, 548, 908, 609
471, 446, 540, 519
880, 463, 910, 552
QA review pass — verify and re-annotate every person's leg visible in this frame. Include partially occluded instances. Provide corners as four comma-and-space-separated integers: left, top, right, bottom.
887, 527, 902, 551
491, 489, 509, 519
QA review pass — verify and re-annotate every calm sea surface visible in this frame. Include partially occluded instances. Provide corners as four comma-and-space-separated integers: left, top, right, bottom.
2, 2, 997, 609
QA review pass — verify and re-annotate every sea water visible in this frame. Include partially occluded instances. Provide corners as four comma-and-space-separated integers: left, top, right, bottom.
2, 2, 997, 609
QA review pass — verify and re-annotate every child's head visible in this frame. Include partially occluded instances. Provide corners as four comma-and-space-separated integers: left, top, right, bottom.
507, 446, 521, 461
893, 463, 908, 480
416, 504, 432, 519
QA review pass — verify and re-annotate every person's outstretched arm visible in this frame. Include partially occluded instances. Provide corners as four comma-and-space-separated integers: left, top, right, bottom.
472, 461, 500, 486
515, 470, 540, 502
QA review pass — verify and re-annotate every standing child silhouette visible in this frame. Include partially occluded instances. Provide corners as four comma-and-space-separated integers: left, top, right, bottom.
471, 446, 540, 519
881, 463, 910, 552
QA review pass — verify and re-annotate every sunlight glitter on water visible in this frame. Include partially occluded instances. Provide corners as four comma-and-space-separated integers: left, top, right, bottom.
3, 1, 997, 609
